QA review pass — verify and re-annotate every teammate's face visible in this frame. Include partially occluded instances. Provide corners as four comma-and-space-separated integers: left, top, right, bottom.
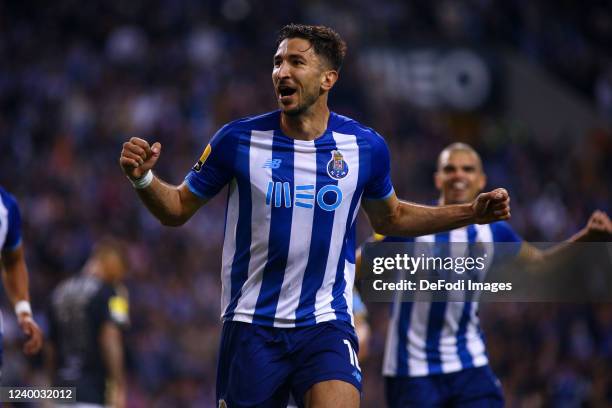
435, 151, 486, 205
272, 38, 331, 116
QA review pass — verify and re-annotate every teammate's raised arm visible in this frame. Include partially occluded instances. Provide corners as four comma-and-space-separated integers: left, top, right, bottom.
517, 209, 612, 264
119, 137, 206, 226
362, 188, 510, 238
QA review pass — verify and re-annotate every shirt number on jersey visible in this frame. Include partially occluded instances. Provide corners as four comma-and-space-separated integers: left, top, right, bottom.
343, 339, 361, 370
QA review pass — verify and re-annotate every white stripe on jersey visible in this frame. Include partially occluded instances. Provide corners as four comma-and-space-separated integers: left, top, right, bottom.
467, 224, 495, 366
342, 260, 356, 326
406, 234, 434, 377
0, 197, 8, 251
221, 180, 240, 315
274, 140, 317, 324
406, 303, 432, 376
439, 228, 469, 374
383, 227, 493, 377
314, 132, 360, 324
232, 130, 274, 324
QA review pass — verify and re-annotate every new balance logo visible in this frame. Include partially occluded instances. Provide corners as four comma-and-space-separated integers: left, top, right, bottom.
263, 159, 282, 169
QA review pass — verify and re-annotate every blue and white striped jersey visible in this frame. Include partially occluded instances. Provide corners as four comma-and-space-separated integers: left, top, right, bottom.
186, 110, 394, 328
382, 222, 521, 377
0, 187, 22, 253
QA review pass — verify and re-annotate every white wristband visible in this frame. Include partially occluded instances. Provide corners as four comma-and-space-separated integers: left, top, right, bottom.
15, 300, 32, 316
129, 170, 154, 189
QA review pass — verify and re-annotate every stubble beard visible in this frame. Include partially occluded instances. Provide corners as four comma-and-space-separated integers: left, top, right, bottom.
281, 88, 320, 117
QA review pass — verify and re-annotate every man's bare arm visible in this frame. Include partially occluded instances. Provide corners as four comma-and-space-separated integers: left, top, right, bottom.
119, 137, 207, 226
362, 189, 510, 237
2, 245, 43, 355
100, 322, 125, 408
2, 246, 30, 306
518, 210, 612, 264
135, 180, 206, 226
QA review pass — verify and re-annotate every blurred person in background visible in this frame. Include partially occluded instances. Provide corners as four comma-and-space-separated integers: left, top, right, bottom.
0, 186, 43, 364
357, 143, 611, 407
119, 23, 510, 408
47, 238, 129, 408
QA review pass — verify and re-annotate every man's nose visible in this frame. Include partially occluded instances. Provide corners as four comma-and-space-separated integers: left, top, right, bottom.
449, 171, 464, 181
277, 61, 291, 78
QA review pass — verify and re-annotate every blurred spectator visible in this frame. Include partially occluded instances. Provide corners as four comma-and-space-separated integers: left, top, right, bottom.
47, 238, 129, 407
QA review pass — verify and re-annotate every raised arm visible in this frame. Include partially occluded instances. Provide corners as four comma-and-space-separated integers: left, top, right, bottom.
362, 189, 510, 237
517, 210, 612, 264
119, 137, 206, 226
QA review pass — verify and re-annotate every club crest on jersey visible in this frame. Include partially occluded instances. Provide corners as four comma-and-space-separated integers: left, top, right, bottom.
192, 144, 212, 172
327, 150, 349, 179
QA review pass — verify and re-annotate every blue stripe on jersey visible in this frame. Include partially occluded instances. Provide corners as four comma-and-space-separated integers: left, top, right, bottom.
330, 135, 368, 320
395, 301, 413, 376
253, 134, 295, 325
425, 231, 449, 375
456, 225, 478, 368
224, 133, 253, 319
329, 233, 350, 323
295, 136, 337, 325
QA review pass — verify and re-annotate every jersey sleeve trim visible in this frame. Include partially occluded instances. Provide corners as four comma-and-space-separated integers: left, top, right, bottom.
363, 186, 395, 201
184, 177, 214, 200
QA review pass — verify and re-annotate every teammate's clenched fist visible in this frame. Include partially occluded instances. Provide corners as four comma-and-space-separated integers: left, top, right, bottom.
472, 188, 511, 224
581, 210, 612, 241
119, 137, 162, 180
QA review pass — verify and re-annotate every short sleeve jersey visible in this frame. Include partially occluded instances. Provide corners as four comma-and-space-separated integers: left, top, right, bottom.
381, 222, 522, 377
0, 187, 23, 253
186, 110, 394, 327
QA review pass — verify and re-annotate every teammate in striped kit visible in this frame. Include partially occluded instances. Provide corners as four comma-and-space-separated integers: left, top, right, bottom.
0, 186, 43, 362
363, 143, 611, 407
119, 25, 511, 407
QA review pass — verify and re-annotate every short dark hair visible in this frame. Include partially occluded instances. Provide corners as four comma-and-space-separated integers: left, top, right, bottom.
92, 237, 128, 268
277, 24, 347, 71
437, 143, 483, 172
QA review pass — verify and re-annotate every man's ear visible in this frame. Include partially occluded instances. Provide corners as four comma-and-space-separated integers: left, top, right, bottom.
321, 70, 338, 92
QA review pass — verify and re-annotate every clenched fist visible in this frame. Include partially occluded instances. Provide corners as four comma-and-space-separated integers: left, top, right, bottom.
472, 188, 511, 224
580, 210, 612, 241
119, 137, 162, 180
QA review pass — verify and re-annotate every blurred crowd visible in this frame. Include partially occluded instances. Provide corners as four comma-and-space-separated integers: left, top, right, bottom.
0, 0, 610, 407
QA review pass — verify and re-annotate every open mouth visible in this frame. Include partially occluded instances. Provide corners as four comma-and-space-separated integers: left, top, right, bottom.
278, 85, 297, 99
450, 181, 468, 192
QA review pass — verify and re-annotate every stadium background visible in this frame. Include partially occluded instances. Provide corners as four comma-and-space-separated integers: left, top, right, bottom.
0, 0, 610, 406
